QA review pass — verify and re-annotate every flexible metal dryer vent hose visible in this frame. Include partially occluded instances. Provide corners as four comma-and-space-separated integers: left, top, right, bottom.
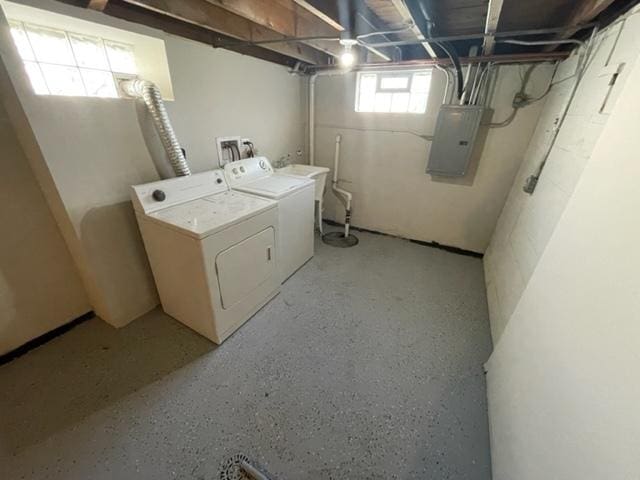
121, 79, 191, 177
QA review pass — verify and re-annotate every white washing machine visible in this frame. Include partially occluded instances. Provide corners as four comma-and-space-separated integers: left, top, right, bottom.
224, 157, 315, 283
131, 170, 279, 344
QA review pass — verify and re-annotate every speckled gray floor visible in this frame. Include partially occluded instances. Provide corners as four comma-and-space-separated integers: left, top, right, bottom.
1, 230, 493, 480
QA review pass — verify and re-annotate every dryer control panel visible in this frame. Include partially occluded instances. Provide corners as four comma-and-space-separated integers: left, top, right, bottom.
131, 170, 228, 214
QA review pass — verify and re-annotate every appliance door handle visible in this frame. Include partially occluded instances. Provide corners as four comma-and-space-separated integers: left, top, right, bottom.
267, 246, 272, 261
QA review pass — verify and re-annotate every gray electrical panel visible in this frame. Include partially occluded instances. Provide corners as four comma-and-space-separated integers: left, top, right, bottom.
426, 105, 485, 177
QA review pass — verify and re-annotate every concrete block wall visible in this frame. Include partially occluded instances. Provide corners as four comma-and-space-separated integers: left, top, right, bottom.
484, 7, 640, 343
486, 45, 640, 480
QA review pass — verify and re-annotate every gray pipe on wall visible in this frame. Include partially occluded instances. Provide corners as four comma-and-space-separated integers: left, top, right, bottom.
121, 79, 191, 177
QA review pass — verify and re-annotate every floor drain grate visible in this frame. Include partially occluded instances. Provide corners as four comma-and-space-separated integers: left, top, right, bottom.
220, 453, 251, 480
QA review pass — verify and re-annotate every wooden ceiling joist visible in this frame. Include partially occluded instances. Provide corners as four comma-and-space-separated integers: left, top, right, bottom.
200, 0, 342, 58
115, 0, 329, 64
389, 0, 438, 58
294, 0, 402, 61
292, 0, 344, 31
101, 0, 301, 67
543, 0, 615, 51
87, 0, 109, 11
482, 0, 505, 55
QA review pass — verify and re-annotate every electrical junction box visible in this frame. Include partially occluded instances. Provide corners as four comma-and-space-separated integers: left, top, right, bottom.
426, 105, 485, 177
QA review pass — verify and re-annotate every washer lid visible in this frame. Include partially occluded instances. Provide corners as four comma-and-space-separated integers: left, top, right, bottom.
145, 190, 276, 239
233, 174, 313, 199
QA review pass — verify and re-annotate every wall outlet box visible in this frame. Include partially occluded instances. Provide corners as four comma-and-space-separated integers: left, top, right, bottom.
216, 136, 242, 167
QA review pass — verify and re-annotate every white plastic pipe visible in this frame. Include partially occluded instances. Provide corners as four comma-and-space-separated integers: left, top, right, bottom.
332, 134, 353, 237
309, 74, 316, 166
308, 70, 348, 167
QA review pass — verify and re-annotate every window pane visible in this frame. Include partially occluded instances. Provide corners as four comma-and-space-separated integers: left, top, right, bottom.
23, 61, 49, 94
40, 64, 85, 96
411, 72, 431, 93
25, 24, 74, 65
69, 33, 109, 70
374, 92, 391, 112
356, 73, 376, 112
380, 75, 409, 90
359, 73, 376, 93
358, 90, 375, 112
105, 41, 136, 74
390, 92, 410, 113
408, 93, 428, 113
80, 68, 118, 98
9, 22, 35, 61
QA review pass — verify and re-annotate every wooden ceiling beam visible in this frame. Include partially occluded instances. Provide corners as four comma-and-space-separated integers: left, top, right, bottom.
292, 0, 401, 61
100, 0, 302, 67
87, 0, 109, 11
292, 0, 344, 31
201, 0, 342, 58
543, 0, 614, 51
482, 0, 504, 55
391, 0, 438, 58
114, 0, 328, 64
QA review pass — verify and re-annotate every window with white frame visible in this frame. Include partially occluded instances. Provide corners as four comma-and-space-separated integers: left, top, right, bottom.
9, 20, 137, 98
355, 70, 431, 114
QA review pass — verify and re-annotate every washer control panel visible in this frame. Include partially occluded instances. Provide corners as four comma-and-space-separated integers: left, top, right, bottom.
224, 156, 273, 187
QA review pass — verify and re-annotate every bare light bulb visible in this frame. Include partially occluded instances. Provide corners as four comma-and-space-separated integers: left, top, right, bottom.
340, 50, 355, 67
338, 39, 357, 68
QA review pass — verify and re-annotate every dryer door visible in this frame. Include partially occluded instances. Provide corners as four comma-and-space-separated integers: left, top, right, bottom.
215, 227, 275, 309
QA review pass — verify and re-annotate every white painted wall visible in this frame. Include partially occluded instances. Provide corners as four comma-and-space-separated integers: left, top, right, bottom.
486, 49, 640, 480
0, 96, 89, 355
484, 8, 640, 342
314, 64, 554, 253
0, 0, 306, 328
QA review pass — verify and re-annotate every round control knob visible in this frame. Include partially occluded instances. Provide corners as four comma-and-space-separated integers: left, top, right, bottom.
152, 189, 166, 202
216, 177, 223, 184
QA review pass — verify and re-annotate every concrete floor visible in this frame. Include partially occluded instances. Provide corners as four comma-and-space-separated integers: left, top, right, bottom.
0, 230, 493, 480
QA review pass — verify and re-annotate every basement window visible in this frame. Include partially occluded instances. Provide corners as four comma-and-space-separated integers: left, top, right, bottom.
355, 70, 431, 113
9, 20, 136, 98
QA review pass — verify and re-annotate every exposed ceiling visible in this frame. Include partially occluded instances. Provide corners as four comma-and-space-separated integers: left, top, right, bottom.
59, 0, 637, 69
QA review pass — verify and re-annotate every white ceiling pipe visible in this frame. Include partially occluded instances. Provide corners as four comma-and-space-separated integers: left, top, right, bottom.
309, 69, 349, 166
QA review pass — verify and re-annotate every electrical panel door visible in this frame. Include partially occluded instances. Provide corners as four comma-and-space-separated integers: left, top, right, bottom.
426, 105, 485, 177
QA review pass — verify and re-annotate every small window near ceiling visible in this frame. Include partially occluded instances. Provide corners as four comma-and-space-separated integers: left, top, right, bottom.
355, 70, 431, 114
8, 20, 137, 98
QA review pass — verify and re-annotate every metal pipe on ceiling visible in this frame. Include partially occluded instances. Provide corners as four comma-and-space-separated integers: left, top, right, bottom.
214, 24, 596, 49
497, 39, 586, 48
309, 52, 570, 73
216, 35, 340, 48
359, 24, 597, 48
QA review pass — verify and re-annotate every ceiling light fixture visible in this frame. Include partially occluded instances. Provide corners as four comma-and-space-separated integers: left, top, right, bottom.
339, 38, 358, 68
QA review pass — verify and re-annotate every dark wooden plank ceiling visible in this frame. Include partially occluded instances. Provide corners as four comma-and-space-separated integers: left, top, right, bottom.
56, 0, 634, 67
429, 0, 489, 36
